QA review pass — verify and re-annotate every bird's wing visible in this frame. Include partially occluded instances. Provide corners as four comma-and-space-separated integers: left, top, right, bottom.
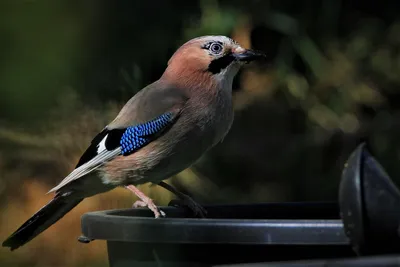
108, 80, 189, 128
47, 82, 188, 194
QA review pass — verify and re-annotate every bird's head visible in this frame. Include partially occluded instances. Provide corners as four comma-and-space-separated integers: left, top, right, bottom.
162, 35, 266, 89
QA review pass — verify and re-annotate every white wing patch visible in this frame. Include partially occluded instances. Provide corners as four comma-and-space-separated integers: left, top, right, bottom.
47, 147, 121, 194
97, 134, 108, 153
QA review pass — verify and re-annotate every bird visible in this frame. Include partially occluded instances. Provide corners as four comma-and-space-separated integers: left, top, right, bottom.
2, 35, 265, 251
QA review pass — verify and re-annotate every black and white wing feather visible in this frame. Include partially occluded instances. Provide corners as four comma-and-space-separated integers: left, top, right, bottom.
47, 112, 180, 193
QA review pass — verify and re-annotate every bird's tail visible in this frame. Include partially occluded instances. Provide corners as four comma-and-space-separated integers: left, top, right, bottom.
2, 193, 83, 251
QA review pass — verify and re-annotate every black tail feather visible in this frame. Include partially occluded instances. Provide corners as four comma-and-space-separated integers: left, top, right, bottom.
2, 193, 83, 251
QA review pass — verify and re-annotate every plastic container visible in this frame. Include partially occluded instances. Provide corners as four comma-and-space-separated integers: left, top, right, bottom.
80, 202, 354, 267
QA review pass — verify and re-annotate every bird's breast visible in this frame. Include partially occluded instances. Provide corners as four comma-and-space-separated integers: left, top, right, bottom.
187, 87, 233, 144
148, 90, 234, 179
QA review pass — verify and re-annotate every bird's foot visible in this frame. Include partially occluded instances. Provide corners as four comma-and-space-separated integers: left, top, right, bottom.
157, 181, 207, 218
168, 196, 207, 218
125, 184, 166, 218
133, 200, 166, 218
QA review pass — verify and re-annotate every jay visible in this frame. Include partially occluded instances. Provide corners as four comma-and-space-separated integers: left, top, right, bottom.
3, 35, 265, 250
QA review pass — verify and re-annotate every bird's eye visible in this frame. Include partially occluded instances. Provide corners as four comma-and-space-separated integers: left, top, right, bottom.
209, 42, 223, 54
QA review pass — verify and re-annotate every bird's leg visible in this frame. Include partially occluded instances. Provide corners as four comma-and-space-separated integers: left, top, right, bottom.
157, 181, 207, 218
125, 185, 166, 218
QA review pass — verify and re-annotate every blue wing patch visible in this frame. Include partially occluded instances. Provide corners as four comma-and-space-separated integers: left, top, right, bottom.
120, 112, 174, 156
75, 112, 178, 167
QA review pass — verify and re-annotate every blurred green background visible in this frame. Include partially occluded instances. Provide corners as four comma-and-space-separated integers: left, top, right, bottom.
1, 0, 400, 266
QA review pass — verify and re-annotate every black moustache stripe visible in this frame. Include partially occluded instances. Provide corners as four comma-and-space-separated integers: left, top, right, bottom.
207, 53, 235, 74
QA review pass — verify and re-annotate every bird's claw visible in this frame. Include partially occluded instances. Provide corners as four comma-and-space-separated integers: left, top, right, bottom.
125, 185, 166, 218
133, 200, 166, 218
168, 197, 207, 218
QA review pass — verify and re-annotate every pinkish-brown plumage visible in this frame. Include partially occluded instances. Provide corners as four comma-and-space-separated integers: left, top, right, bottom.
163, 41, 218, 91
100, 36, 243, 186
3, 35, 266, 250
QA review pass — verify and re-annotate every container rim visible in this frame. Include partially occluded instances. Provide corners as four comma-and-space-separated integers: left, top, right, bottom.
81, 203, 350, 245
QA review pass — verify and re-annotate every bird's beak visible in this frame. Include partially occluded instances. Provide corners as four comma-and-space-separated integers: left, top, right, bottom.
232, 48, 266, 63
